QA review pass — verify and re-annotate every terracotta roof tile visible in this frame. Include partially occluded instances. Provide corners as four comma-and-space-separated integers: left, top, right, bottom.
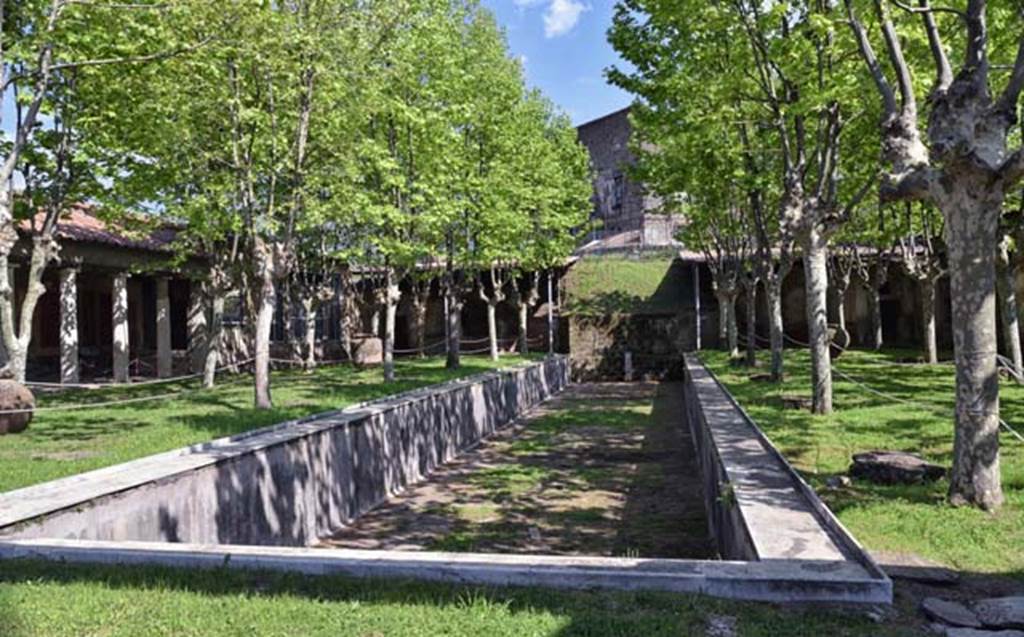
23, 204, 177, 253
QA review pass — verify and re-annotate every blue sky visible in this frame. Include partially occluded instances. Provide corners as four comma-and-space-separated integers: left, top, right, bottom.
480, 0, 634, 126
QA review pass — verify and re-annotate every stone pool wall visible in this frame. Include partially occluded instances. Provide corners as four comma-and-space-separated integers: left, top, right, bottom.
0, 357, 569, 546
682, 354, 888, 580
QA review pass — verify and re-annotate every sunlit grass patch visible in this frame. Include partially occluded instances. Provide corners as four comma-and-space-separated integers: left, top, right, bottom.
0, 355, 539, 493
703, 348, 1024, 576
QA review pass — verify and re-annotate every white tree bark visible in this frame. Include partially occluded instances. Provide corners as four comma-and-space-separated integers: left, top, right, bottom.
743, 275, 758, 367
765, 276, 785, 382
112, 271, 130, 384
511, 274, 539, 356
843, 0, 1018, 509
252, 245, 276, 410
156, 277, 172, 379
203, 290, 224, 389
944, 191, 1003, 510
59, 266, 80, 384
0, 237, 58, 382
921, 276, 938, 365
410, 289, 429, 357
828, 259, 852, 334
714, 289, 739, 357
445, 280, 462, 370
301, 295, 317, 372
382, 268, 400, 383
803, 229, 833, 414
486, 301, 499, 362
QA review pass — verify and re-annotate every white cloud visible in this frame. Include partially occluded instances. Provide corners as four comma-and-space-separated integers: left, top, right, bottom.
512, 0, 588, 38
543, 0, 588, 38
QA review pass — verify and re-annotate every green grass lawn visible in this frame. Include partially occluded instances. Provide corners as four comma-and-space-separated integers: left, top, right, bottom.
0, 355, 537, 494
562, 256, 689, 315
702, 348, 1024, 577
0, 560, 915, 637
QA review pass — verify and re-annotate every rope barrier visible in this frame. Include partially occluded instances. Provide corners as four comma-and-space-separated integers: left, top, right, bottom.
10, 340, 543, 416
2, 372, 254, 415
25, 358, 258, 391
735, 331, 1024, 444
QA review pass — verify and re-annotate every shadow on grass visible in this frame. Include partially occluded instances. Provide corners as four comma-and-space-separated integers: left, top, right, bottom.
0, 558, 926, 637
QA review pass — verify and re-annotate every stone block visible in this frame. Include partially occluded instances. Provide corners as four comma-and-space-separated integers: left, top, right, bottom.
850, 450, 946, 485
0, 380, 34, 434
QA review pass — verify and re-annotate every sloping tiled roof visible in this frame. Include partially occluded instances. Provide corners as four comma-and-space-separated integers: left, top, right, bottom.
23, 204, 177, 253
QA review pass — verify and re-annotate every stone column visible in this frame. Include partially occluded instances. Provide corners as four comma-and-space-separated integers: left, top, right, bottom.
59, 267, 80, 384
112, 272, 130, 383
187, 281, 208, 373
156, 277, 172, 378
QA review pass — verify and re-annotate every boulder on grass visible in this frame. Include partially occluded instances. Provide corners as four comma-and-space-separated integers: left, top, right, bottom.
779, 394, 813, 411
350, 335, 383, 366
0, 379, 35, 434
850, 450, 946, 485
974, 597, 1024, 630
921, 598, 982, 629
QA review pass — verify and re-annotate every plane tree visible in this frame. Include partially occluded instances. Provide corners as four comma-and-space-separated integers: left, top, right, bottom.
843, 0, 1023, 509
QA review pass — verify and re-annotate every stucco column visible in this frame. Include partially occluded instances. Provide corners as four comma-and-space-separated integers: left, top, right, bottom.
112, 271, 130, 383
59, 266, 80, 384
187, 281, 207, 374
156, 277, 172, 378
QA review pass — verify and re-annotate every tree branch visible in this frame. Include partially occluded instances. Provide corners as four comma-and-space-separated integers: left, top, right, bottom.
963, 0, 988, 86
996, 36, 1024, 116
843, 0, 897, 119
875, 0, 918, 119
49, 36, 213, 72
890, 0, 966, 18
917, 0, 954, 93
1002, 149, 1024, 186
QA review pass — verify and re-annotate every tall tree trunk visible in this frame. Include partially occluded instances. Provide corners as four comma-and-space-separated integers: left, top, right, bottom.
744, 277, 758, 367
252, 239, 278, 410
203, 290, 224, 389
338, 280, 354, 361
715, 291, 730, 348
253, 268, 275, 410
383, 268, 399, 383
302, 295, 316, 372
714, 289, 738, 356
370, 305, 381, 339
831, 277, 850, 334
726, 295, 738, 356
0, 236, 57, 382
486, 301, 499, 362
997, 249, 1022, 380
445, 281, 462, 370
715, 290, 739, 357
943, 194, 1003, 510
921, 276, 938, 365
517, 301, 530, 356
411, 294, 428, 358
513, 275, 538, 356
868, 285, 883, 350
765, 276, 785, 382
803, 230, 833, 414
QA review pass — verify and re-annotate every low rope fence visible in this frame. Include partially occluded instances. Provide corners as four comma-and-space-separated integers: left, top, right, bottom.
5, 335, 548, 417
734, 332, 1024, 445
